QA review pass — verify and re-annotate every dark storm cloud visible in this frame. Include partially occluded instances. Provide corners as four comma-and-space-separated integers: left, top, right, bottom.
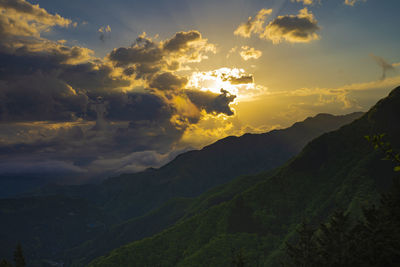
0, 0, 226, 177
131, 64, 161, 79
224, 74, 254, 84
105, 92, 174, 122
108, 36, 163, 68
185, 89, 236, 116
0, 90, 183, 178
59, 62, 129, 94
149, 72, 188, 91
0, 51, 130, 122
163, 30, 201, 52
0, 73, 88, 122
108, 31, 214, 79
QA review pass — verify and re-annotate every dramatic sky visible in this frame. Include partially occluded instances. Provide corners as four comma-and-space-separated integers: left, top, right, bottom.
1, 0, 399, 180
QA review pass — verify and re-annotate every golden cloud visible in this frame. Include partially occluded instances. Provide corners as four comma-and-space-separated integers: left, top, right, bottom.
262, 8, 320, 44
234, 8, 320, 44
234, 9, 272, 38
0, 0, 71, 39
187, 67, 267, 101
291, 0, 315, 5
240, 46, 262, 61
344, 0, 366, 6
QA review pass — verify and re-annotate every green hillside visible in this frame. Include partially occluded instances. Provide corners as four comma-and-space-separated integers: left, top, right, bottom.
34, 112, 362, 222
62, 113, 362, 266
0, 111, 361, 265
88, 86, 400, 267
66, 169, 276, 266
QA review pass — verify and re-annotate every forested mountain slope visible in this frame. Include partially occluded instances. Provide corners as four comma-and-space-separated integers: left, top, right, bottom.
89, 87, 400, 267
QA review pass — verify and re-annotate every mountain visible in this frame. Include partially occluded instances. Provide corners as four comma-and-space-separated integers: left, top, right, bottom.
65, 169, 279, 266
87, 86, 400, 267
53, 111, 363, 221
0, 112, 362, 266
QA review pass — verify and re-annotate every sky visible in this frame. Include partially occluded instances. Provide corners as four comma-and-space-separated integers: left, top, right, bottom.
0, 0, 399, 181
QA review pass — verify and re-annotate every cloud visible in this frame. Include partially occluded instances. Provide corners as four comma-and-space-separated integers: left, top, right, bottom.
234, 9, 272, 38
187, 67, 265, 101
88, 150, 173, 174
344, 0, 366, 6
108, 35, 163, 68
185, 89, 236, 116
290, 0, 365, 6
108, 31, 215, 73
149, 72, 188, 91
226, 46, 237, 58
163, 31, 202, 52
221, 73, 254, 85
370, 54, 398, 81
268, 73, 400, 112
0, 0, 71, 47
0, 73, 88, 122
0, 2, 234, 178
0, 159, 86, 174
291, 0, 315, 5
99, 25, 111, 42
234, 8, 320, 44
239, 46, 262, 60
262, 8, 320, 44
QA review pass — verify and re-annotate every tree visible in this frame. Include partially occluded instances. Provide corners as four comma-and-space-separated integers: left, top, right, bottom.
231, 249, 246, 267
13, 243, 25, 267
283, 222, 318, 267
315, 210, 354, 267
365, 134, 400, 172
283, 135, 400, 267
0, 259, 13, 267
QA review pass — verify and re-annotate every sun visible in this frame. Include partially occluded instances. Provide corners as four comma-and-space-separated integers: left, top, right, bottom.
186, 67, 266, 101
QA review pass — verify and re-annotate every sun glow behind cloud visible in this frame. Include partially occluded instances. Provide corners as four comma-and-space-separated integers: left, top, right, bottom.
1, 0, 399, 178
187, 67, 267, 101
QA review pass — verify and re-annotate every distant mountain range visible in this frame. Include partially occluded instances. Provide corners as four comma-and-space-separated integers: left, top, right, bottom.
86, 86, 400, 267
0, 110, 364, 266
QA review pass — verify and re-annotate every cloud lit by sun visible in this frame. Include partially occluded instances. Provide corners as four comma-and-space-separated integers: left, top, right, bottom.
187, 67, 267, 101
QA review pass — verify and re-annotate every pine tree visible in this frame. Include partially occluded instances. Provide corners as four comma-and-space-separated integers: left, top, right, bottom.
13, 243, 25, 267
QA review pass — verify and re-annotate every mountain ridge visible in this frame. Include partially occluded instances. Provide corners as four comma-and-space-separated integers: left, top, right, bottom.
87, 86, 400, 267
0, 111, 364, 266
